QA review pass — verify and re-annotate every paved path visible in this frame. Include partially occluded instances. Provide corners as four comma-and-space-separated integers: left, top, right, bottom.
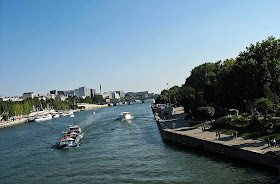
160, 107, 280, 157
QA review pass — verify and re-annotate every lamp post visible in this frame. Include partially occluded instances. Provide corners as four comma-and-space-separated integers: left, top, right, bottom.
167, 83, 171, 107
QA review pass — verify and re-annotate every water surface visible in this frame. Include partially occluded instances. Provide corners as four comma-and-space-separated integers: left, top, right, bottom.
1, 101, 279, 183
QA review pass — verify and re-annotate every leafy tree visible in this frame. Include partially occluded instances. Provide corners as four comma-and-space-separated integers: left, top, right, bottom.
84, 96, 93, 104
255, 98, 274, 119
195, 106, 215, 119
23, 101, 32, 115
155, 89, 169, 104
2, 113, 9, 121
263, 84, 279, 104
93, 95, 104, 104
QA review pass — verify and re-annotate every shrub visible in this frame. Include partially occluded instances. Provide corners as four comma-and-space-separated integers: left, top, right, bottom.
195, 106, 215, 119
2, 113, 9, 121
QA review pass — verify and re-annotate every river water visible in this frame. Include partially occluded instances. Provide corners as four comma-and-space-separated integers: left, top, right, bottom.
1, 101, 280, 183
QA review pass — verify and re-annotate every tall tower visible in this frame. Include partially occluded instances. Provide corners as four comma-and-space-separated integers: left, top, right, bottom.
100, 84, 102, 94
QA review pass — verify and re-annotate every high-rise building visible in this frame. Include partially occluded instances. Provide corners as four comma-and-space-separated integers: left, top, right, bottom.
90, 89, 96, 98
115, 90, 125, 98
74, 89, 80, 97
63, 90, 74, 97
74, 86, 91, 98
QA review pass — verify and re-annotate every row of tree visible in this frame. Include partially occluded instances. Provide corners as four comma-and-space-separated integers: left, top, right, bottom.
0, 95, 106, 120
156, 36, 280, 118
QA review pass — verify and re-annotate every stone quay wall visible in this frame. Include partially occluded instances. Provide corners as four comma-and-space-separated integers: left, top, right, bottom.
152, 105, 280, 173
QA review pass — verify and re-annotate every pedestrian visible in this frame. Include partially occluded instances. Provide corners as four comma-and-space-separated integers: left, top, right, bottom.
218, 132, 221, 140
272, 138, 276, 147
216, 132, 219, 140
235, 131, 238, 139
267, 137, 271, 147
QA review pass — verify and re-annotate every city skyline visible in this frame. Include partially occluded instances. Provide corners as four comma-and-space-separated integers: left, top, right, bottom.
1, 0, 280, 96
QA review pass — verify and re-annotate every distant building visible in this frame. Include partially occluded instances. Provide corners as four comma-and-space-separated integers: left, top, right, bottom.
50, 89, 74, 97
50, 90, 58, 95
115, 90, 125, 98
0, 96, 22, 102
102, 91, 121, 100
63, 90, 74, 97
74, 86, 91, 98
23, 92, 38, 99
74, 88, 80, 97
55, 95, 67, 102
90, 89, 96, 98
125, 91, 148, 98
38, 94, 56, 100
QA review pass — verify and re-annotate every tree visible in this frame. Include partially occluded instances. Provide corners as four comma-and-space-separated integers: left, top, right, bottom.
93, 95, 104, 104
84, 96, 93, 104
195, 106, 215, 119
2, 113, 9, 121
263, 84, 279, 104
255, 98, 274, 119
155, 89, 169, 104
23, 101, 32, 115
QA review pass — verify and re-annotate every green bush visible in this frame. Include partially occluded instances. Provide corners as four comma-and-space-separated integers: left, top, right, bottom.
195, 106, 215, 119
2, 113, 9, 121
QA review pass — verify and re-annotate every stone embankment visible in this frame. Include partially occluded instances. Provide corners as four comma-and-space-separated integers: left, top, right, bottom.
77, 103, 108, 110
152, 104, 280, 173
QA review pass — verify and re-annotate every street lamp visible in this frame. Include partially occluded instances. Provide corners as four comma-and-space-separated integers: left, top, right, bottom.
167, 83, 171, 107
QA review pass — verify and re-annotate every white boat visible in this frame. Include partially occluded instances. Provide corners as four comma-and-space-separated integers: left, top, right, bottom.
52, 112, 60, 118
92, 112, 96, 114
34, 114, 52, 122
70, 114, 75, 118
59, 110, 74, 117
120, 112, 133, 120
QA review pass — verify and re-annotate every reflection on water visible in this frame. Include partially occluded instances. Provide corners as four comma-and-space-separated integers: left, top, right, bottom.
1, 100, 280, 183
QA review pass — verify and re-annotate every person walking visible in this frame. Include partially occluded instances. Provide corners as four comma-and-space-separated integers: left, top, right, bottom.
235, 131, 238, 139
267, 137, 271, 147
272, 138, 276, 147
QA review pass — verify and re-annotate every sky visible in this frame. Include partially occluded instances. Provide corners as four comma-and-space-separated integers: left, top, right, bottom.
1, 0, 280, 96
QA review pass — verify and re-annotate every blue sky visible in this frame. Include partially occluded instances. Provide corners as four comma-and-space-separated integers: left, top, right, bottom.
1, 0, 280, 96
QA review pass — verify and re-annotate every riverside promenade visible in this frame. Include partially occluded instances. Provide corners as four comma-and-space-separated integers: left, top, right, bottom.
152, 105, 280, 173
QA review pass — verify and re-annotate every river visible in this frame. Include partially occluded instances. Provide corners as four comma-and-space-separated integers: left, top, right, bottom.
1, 100, 280, 183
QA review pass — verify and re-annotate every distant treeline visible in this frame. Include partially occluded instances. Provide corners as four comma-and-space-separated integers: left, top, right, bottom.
156, 36, 280, 117
0, 95, 105, 120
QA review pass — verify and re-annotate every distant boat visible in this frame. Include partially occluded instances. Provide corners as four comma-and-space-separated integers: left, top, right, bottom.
70, 114, 75, 118
56, 125, 83, 149
59, 110, 74, 117
92, 112, 96, 114
120, 112, 133, 120
34, 114, 52, 122
52, 112, 60, 118
28, 116, 35, 122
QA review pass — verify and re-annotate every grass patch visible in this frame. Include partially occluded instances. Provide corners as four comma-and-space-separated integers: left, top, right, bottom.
261, 133, 280, 141
193, 122, 205, 128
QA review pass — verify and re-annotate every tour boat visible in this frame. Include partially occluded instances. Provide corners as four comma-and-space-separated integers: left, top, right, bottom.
34, 114, 52, 122
56, 125, 83, 149
70, 114, 75, 118
120, 112, 133, 120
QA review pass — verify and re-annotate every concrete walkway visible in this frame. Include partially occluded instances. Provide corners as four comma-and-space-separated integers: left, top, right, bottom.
161, 107, 280, 157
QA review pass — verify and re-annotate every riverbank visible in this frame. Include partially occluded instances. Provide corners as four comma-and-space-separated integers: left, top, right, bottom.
152, 105, 280, 173
0, 104, 108, 128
